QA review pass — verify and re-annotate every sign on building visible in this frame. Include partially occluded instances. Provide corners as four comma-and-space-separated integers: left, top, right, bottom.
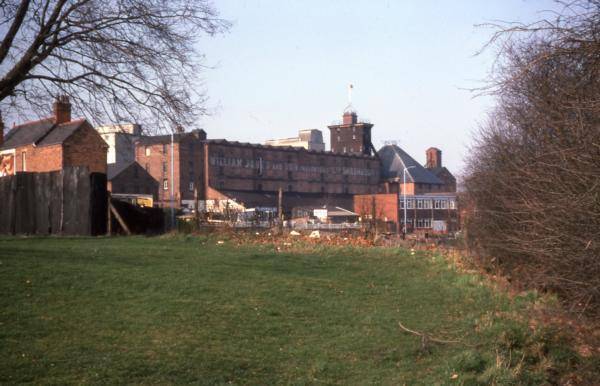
0, 151, 15, 177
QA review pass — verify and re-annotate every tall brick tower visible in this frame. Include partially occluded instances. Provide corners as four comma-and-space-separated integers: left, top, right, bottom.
327, 110, 374, 155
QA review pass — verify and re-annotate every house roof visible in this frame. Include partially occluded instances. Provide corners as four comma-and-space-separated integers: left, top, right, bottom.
135, 129, 207, 146
107, 161, 135, 180
135, 133, 190, 145
325, 206, 358, 217
0, 118, 86, 150
378, 145, 443, 184
427, 166, 456, 181
294, 205, 358, 217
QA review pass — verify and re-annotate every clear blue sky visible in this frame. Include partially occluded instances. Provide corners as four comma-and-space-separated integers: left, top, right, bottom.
197, 0, 555, 175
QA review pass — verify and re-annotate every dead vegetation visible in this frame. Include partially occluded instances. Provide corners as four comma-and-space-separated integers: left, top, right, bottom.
464, 0, 600, 320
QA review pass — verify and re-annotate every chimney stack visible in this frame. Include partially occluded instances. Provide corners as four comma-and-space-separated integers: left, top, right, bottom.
342, 111, 357, 125
426, 147, 442, 169
53, 95, 71, 124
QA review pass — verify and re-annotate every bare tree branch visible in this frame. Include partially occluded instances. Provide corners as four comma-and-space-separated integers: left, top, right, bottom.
0, 0, 230, 133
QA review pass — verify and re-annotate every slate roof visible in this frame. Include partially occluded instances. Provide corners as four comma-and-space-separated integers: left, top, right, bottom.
135, 129, 207, 146
378, 145, 443, 184
135, 133, 190, 145
107, 161, 135, 180
427, 166, 456, 181
0, 118, 86, 150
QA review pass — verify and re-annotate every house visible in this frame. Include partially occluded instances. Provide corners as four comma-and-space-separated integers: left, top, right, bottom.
0, 96, 107, 176
107, 161, 158, 201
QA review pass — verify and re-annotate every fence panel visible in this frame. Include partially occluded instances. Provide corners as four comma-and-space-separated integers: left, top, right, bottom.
62, 167, 91, 235
90, 173, 107, 236
33, 172, 52, 235
0, 167, 105, 236
14, 173, 37, 234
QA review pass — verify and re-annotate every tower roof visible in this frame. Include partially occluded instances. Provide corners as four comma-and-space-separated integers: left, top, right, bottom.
378, 145, 443, 184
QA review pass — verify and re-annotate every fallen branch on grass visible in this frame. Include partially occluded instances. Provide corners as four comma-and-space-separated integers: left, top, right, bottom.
398, 321, 462, 352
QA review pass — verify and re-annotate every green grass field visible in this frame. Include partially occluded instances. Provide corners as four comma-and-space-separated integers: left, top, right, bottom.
0, 235, 583, 384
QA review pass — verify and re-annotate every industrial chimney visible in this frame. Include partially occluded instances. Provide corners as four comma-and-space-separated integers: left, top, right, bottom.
425, 147, 442, 169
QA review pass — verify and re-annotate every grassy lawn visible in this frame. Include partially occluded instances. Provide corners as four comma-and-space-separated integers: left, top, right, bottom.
0, 235, 581, 385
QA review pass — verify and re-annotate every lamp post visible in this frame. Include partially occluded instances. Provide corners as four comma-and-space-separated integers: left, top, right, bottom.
403, 166, 415, 234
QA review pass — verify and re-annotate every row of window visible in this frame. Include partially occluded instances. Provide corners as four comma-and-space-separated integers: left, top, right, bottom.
400, 218, 433, 228
159, 179, 354, 194
161, 180, 197, 192
399, 198, 456, 210
216, 181, 351, 194
336, 134, 360, 141
144, 142, 199, 157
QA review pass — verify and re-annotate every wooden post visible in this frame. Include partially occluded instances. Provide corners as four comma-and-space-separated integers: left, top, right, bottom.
194, 187, 200, 231
203, 142, 210, 200
278, 187, 283, 231
110, 202, 131, 235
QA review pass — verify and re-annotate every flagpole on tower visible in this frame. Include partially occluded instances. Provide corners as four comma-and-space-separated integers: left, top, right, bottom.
348, 83, 353, 105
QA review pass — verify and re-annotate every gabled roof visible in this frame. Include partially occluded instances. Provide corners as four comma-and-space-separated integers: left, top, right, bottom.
107, 161, 135, 180
378, 145, 443, 184
37, 119, 86, 147
0, 118, 86, 150
325, 206, 358, 217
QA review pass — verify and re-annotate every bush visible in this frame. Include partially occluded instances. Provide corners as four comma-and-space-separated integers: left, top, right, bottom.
464, 0, 600, 318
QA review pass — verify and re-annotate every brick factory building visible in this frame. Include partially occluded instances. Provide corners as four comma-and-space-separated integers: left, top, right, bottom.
121, 115, 380, 210
0, 97, 107, 176
102, 108, 459, 233
354, 144, 459, 234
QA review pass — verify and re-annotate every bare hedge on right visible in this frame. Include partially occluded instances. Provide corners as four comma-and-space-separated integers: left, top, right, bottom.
464, 1, 600, 317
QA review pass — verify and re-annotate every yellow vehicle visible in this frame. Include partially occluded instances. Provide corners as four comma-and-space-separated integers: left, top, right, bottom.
111, 193, 154, 208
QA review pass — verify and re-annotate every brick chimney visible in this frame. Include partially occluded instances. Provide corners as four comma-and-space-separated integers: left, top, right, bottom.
342, 111, 357, 125
53, 95, 71, 124
426, 147, 442, 169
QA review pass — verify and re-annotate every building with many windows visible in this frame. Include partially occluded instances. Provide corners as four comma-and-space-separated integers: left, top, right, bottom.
101, 108, 458, 233
353, 144, 458, 234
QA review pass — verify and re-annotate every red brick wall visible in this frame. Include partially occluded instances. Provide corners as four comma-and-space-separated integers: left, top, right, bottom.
15, 144, 63, 172
328, 122, 373, 155
353, 193, 399, 224
177, 136, 204, 202
63, 122, 108, 174
135, 141, 182, 207
206, 141, 380, 195
134, 135, 382, 208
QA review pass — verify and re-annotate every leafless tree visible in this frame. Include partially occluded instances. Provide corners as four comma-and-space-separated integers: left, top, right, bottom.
0, 0, 229, 132
465, 0, 600, 318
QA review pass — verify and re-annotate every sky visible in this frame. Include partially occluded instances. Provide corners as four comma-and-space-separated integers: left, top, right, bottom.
197, 0, 556, 175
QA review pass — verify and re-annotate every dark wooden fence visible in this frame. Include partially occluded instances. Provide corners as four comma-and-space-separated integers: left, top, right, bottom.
110, 199, 164, 235
0, 167, 107, 236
